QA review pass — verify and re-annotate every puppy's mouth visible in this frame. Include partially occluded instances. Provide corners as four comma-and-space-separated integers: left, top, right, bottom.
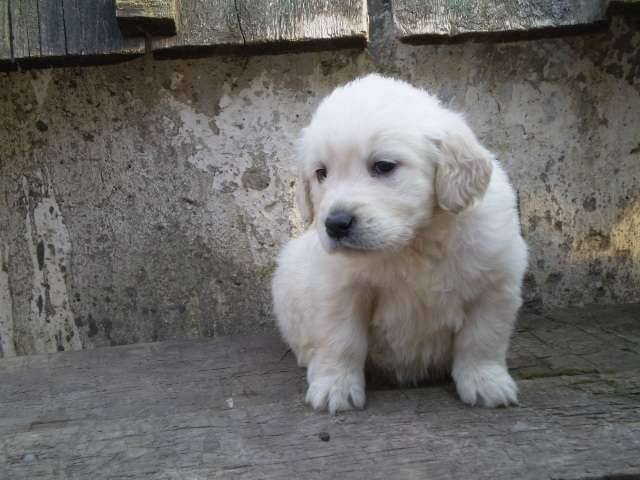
325, 236, 370, 253
323, 228, 393, 254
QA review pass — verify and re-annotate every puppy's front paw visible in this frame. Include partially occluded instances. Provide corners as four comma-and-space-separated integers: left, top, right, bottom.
453, 362, 518, 407
306, 372, 366, 414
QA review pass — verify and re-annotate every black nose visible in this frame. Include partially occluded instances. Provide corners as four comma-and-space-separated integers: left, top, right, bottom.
325, 211, 354, 239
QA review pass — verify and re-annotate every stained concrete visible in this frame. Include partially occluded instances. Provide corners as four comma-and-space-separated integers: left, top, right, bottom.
1, 14, 639, 356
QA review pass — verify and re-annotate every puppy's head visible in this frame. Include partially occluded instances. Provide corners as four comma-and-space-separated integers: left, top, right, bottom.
297, 74, 493, 254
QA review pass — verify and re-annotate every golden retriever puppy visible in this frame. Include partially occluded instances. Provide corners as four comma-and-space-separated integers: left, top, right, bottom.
272, 74, 528, 413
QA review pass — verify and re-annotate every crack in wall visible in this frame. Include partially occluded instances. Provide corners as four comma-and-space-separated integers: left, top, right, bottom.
233, 0, 247, 45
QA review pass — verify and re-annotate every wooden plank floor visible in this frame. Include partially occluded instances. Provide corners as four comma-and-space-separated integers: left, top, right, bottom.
1, 305, 639, 479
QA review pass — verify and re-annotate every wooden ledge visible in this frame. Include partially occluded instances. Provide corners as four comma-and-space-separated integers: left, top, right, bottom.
0, 0, 368, 71
1, 304, 639, 478
392, 0, 638, 42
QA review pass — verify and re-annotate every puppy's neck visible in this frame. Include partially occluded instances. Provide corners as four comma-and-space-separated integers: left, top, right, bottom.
407, 209, 458, 260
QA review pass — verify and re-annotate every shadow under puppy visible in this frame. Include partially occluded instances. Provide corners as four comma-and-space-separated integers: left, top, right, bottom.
272, 74, 528, 414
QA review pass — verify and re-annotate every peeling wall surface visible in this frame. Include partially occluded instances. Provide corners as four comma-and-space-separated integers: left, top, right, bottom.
1, 14, 639, 356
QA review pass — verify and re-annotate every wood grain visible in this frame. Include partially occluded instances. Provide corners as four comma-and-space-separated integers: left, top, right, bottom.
9, 0, 41, 59
1, 305, 639, 479
152, 0, 368, 56
235, 0, 368, 45
392, 0, 610, 40
116, 0, 177, 36
3, 0, 368, 66
1, 0, 634, 68
3, 0, 145, 66
0, 0, 11, 59
152, 0, 242, 53
37, 0, 67, 56
61, 0, 145, 57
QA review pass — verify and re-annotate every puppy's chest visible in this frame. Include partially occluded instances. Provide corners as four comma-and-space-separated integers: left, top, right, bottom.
370, 276, 464, 334
369, 256, 474, 324
365, 262, 472, 371
367, 283, 460, 380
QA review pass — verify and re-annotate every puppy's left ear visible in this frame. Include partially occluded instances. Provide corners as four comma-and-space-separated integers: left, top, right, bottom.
434, 130, 493, 213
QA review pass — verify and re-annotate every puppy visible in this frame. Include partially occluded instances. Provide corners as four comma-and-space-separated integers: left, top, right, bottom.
272, 74, 528, 413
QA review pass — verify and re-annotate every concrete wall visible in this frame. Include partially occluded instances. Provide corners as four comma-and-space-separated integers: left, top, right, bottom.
1, 13, 639, 357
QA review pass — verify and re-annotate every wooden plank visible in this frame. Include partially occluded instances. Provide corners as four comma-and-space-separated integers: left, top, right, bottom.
116, 0, 177, 36
0, 0, 11, 59
506, 305, 640, 382
10, 0, 66, 59
9, 0, 41, 59
4, 0, 145, 64
1, 305, 639, 479
392, 0, 610, 40
152, 0, 368, 56
0, 0, 367, 70
152, 0, 246, 53
62, 0, 145, 56
235, 0, 368, 46
1, 370, 640, 479
37, 0, 67, 56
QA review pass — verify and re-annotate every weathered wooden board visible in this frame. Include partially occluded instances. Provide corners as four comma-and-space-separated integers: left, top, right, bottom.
9, 0, 42, 59
116, 0, 177, 36
152, 0, 242, 53
61, 0, 145, 57
1, 305, 639, 479
235, 0, 368, 46
36, 0, 68, 56
509, 304, 640, 379
1, 0, 145, 66
0, 0, 11, 59
152, 0, 368, 55
392, 0, 610, 40
1, 0, 636, 69
2, 370, 640, 479
1, 0, 367, 66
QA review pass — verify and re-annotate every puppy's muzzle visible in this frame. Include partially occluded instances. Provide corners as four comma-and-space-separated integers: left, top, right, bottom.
325, 211, 355, 240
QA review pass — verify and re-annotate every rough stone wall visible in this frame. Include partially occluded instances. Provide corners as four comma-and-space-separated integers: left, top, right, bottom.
1, 13, 639, 356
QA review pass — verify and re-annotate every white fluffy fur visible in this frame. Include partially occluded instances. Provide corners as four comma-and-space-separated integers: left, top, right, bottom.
272, 74, 528, 414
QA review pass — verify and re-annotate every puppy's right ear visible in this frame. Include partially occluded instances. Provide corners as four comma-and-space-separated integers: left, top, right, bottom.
434, 130, 493, 214
296, 172, 314, 224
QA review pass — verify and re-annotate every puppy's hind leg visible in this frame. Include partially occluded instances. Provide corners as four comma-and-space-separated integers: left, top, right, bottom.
305, 288, 370, 415
452, 285, 521, 408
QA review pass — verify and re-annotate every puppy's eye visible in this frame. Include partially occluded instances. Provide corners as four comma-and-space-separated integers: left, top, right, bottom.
372, 161, 397, 176
316, 167, 327, 182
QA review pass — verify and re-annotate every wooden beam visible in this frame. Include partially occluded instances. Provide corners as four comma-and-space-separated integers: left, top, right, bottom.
9, 0, 41, 59
153, 0, 368, 56
152, 0, 241, 53
392, 0, 610, 41
3, 0, 635, 69
116, 0, 177, 36
2, 0, 145, 67
1, 306, 640, 478
0, 0, 11, 60
38, 0, 67, 56
234, 0, 368, 46
3, 0, 367, 66
62, 0, 145, 57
